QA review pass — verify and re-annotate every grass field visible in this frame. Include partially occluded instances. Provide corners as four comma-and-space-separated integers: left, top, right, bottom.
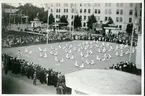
2, 40, 136, 74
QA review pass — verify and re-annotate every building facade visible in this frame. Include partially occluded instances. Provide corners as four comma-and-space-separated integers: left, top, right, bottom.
45, 3, 142, 31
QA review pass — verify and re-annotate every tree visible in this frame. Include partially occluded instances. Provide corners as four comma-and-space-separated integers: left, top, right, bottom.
59, 15, 68, 26
87, 14, 97, 29
106, 17, 114, 25
49, 13, 55, 25
17, 3, 48, 23
74, 15, 81, 29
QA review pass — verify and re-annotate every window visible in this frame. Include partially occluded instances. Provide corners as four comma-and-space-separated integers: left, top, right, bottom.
129, 18, 132, 23
98, 3, 100, 7
98, 9, 100, 14
88, 3, 91, 7
66, 15, 68, 19
105, 9, 107, 14
59, 15, 60, 18
66, 9, 68, 13
84, 3, 86, 7
95, 9, 97, 13
116, 17, 119, 22
71, 22, 73, 25
129, 10, 133, 15
72, 15, 73, 19
71, 3, 73, 7
84, 9, 86, 13
80, 4, 82, 7
80, 16, 82, 19
120, 10, 123, 15
88, 16, 89, 20
56, 3, 59, 7
106, 3, 111, 7
116, 9, 119, 14
119, 25, 122, 29
80, 9, 82, 13
130, 3, 133, 7
109, 3, 111, 7
64, 9, 65, 12
64, 3, 68, 7
56, 15, 58, 18
95, 3, 100, 7
88, 9, 91, 13
116, 3, 119, 7
120, 3, 123, 7
72, 9, 74, 13
84, 16, 86, 20
56, 3, 60, 7
108, 9, 111, 14
95, 3, 97, 6
56, 9, 58, 12
105, 17, 107, 21
120, 17, 123, 22
59, 9, 61, 12
83, 23, 86, 27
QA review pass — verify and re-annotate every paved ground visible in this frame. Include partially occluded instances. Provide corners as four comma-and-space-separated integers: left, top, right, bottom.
2, 71, 56, 94
2, 40, 136, 74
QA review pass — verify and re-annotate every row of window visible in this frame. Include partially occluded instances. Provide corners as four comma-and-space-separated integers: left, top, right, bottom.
80, 9, 92, 13
56, 15, 68, 19
105, 9, 111, 15
116, 17, 123, 22
116, 9, 123, 15
54, 9, 133, 16
56, 14, 132, 23
105, 3, 111, 7
64, 9, 68, 13
95, 9, 101, 14
54, 3, 133, 7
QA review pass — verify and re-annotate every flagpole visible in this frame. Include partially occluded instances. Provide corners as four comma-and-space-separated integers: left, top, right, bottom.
46, 4, 50, 44
128, 25, 134, 62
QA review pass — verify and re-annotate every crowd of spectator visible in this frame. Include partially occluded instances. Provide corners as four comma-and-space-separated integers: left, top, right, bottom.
2, 32, 72, 47
2, 30, 138, 48
2, 35, 46, 47
2, 54, 72, 94
109, 61, 141, 75
73, 32, 138, 46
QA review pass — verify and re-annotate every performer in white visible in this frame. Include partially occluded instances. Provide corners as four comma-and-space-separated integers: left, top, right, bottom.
38, 47, 43, 57
25, 48, 28, 53
96, 55, 101, 61
29, 51, 32, 54
75, 61, 79, 67
79, 62, 84, 68
17, 50, 21, 59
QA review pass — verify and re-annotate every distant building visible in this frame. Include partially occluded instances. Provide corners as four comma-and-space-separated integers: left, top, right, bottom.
30, 17, 42, 28
44, 3, 142, 31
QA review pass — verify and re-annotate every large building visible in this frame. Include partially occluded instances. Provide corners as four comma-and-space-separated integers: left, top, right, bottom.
45, 3, 142, 31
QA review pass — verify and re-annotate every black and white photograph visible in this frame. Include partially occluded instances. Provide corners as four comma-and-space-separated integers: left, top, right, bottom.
1, 0, 144, 95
